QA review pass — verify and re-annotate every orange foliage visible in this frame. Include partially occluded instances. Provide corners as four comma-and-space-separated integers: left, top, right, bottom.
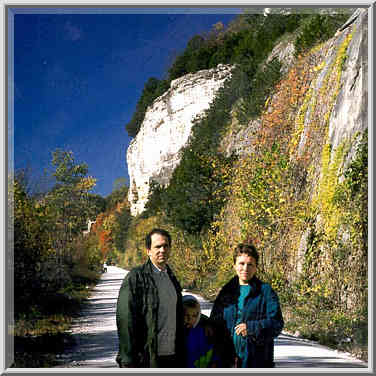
99, 229, 112, 257
91, 213, 104, 233
260, 59, 313, 152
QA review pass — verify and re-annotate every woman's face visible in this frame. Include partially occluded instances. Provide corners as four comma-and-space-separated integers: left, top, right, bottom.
234, 253, 257, 285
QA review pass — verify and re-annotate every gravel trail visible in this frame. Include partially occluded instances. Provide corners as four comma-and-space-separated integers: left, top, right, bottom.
54, 265, 368, 369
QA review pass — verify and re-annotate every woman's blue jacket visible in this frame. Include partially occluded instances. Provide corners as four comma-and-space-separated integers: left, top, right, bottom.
210, 275, 284, 368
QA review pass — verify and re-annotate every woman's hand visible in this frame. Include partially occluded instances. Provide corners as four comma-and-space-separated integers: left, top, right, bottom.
234, 322, 247, 337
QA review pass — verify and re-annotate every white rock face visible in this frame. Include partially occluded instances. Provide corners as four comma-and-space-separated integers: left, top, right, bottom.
328, 8, 368, 152
127, 64, 233, 216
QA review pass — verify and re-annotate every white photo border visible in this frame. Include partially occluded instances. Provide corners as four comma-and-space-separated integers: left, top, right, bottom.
2, 1, 374, 375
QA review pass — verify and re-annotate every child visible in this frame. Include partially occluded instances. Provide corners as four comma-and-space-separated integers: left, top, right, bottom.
182, 294, 219, 368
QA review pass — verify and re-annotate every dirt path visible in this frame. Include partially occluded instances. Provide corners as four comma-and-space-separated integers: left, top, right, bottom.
54, 265, 368, 369
54, 265, 126, 368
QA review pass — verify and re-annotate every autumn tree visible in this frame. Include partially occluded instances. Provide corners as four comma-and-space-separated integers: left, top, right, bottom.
44, 149, 97, 286
13, 178, 52, 311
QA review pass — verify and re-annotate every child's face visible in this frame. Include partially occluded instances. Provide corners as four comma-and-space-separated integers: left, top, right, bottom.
183, 306, 199, 328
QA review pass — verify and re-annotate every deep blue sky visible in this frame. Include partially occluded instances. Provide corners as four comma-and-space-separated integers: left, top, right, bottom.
13, 8, 241, 197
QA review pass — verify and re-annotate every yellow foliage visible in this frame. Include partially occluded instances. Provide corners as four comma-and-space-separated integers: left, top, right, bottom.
75, 176, 97, 191
313, 60, 325, 72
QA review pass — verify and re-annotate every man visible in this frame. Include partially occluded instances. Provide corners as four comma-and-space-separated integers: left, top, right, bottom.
210, 243, 284, 368
116, 228, 185, 368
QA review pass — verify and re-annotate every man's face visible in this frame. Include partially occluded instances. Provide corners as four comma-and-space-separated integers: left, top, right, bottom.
147, 233, 171, 270
183, 306, 200, 329
234, 253, 257, 285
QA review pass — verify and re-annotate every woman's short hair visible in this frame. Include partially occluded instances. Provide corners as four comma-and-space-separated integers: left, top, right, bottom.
233, 243, 259, 265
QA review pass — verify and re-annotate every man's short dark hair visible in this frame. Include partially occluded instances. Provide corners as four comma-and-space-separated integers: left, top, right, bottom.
233, 243, 259, 265
145, 228, 172, 250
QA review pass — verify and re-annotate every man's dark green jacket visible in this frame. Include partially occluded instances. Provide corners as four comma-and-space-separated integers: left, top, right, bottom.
116, 259, 185, 367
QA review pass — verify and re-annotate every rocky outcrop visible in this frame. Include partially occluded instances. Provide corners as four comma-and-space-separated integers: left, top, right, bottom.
127, 64, 233, 215
126, 9, 367, 218
222, 9, 367, 162
328, 9, 368, 155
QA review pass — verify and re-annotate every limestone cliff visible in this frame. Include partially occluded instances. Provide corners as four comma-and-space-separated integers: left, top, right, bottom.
127, 63, 233, 215
222, 9, 367, 161
216, 8, 368, 285
127, 9, 367, 218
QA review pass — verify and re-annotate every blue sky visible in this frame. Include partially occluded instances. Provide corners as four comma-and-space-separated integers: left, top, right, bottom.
12, 8, 241, 197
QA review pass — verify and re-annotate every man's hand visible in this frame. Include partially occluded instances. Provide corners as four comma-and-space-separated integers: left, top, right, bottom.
234, 322, 247, 337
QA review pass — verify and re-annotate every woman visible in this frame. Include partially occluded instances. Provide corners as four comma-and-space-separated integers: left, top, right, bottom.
210, 243, 284, 368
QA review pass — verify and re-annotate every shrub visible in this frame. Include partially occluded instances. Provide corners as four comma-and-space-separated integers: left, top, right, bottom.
295, 13, 350, 57
238, 57, 282, 122
125, 77, 170, 137
159, 151, 234, 234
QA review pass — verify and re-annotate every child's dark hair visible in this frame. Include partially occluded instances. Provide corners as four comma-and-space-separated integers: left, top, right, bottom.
145, 228, 171, 250
183, 299, 200, 309
233, 243, 259, 265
